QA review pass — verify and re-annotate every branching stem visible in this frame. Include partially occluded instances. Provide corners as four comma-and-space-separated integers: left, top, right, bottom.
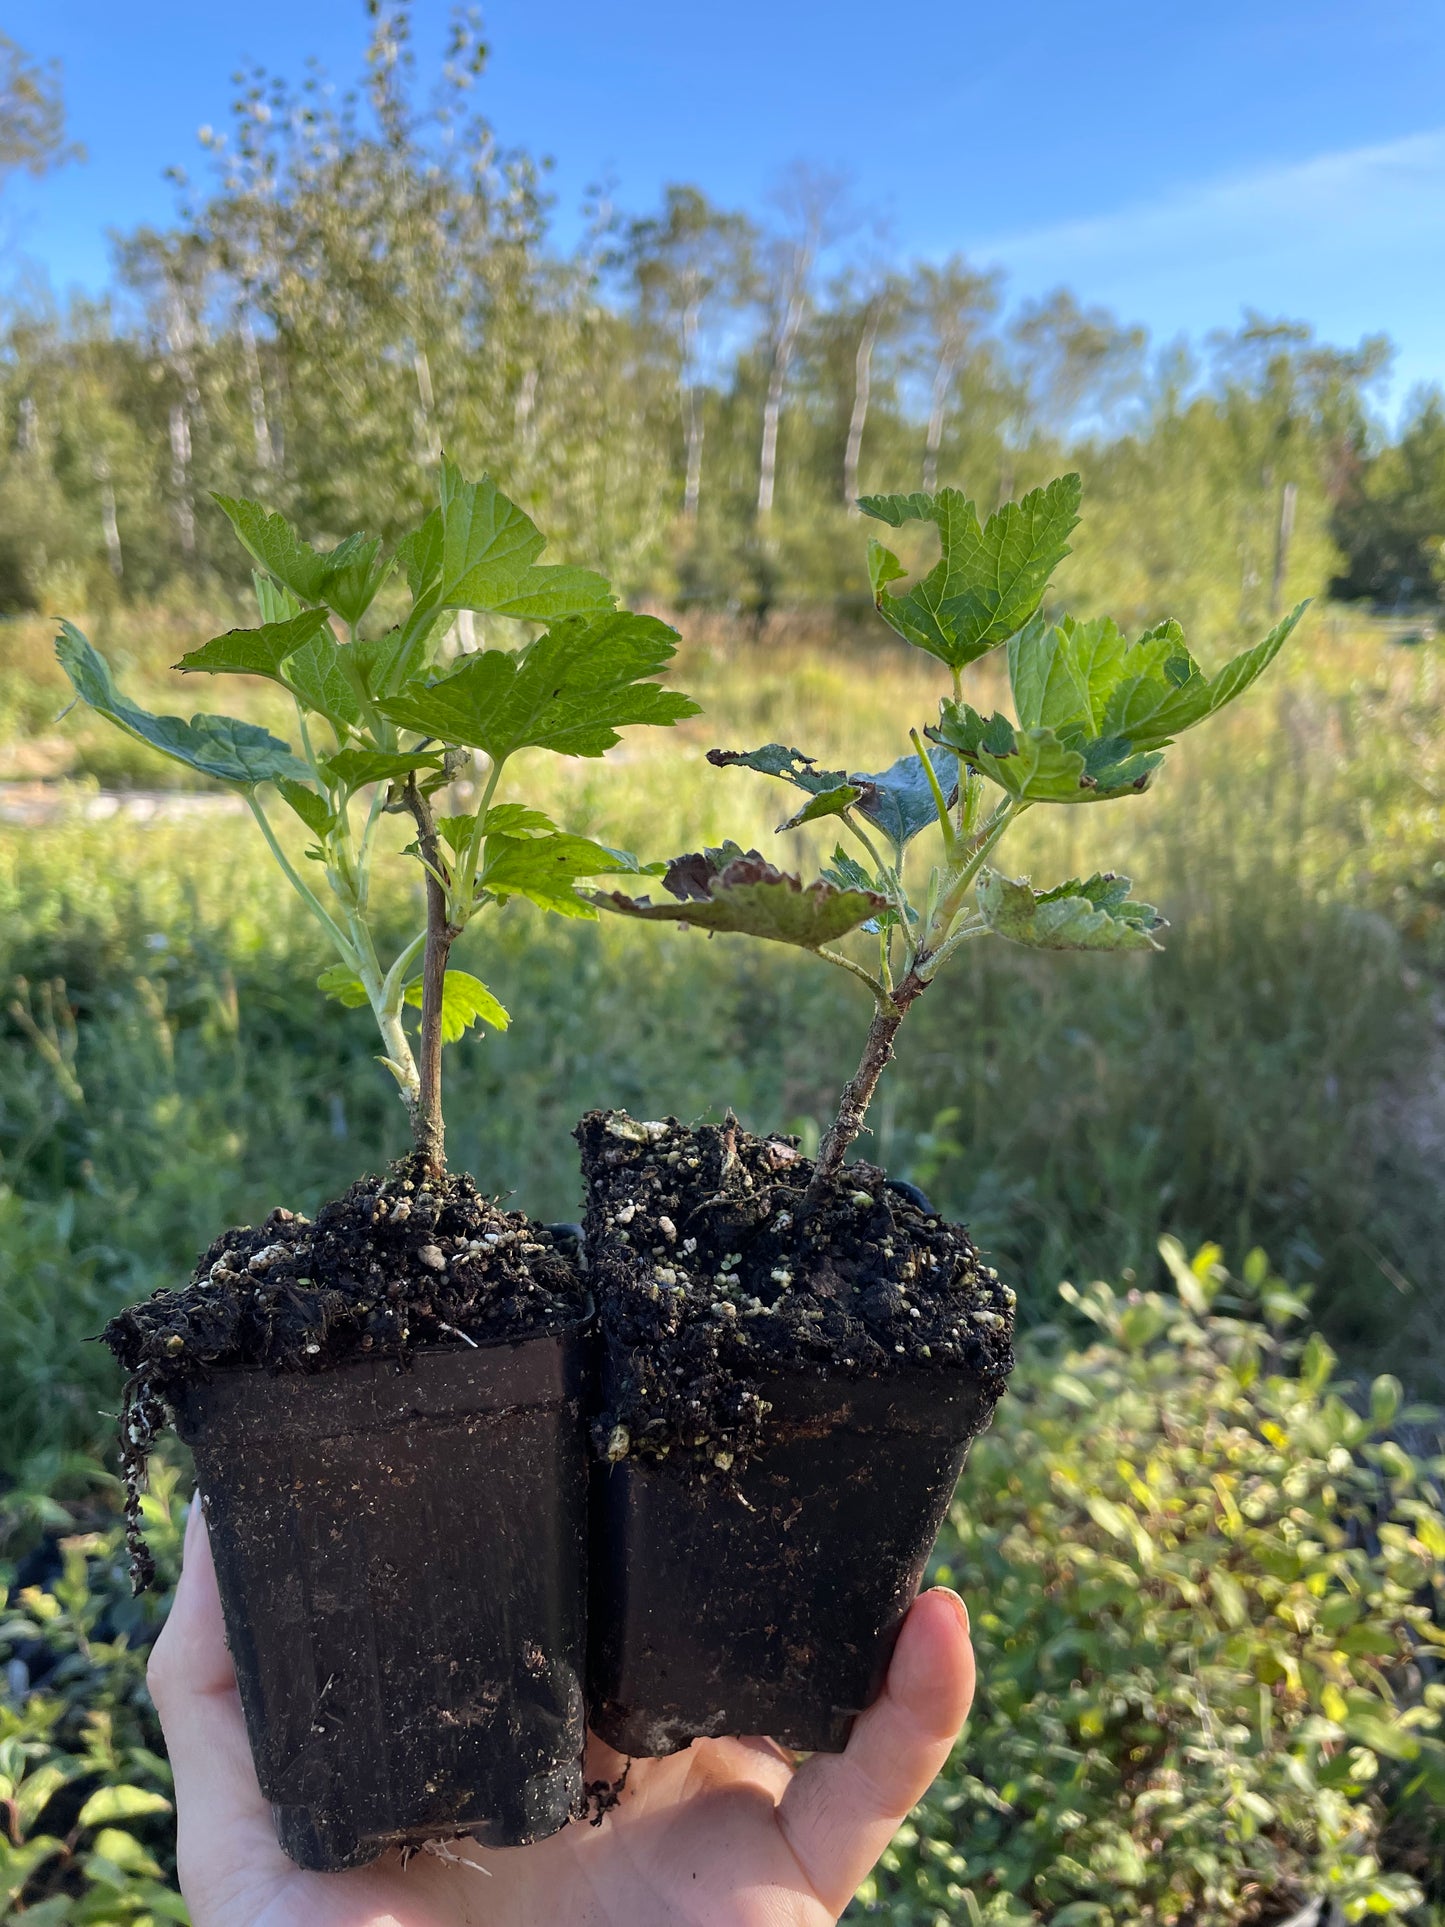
803, 969, 927, 1213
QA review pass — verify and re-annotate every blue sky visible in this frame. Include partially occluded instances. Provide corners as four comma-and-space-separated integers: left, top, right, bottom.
5, 0, 1443, 415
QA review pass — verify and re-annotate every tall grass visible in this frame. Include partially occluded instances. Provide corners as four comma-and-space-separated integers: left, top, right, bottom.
2, 606, 1444, 1475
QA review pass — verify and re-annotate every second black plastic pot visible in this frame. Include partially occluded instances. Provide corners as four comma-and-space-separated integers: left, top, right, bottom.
587, 1357, 999, 1756
175, 1320, 590, 1871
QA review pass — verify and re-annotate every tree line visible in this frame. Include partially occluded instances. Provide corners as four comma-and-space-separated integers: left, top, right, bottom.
1, 8, 1441, 643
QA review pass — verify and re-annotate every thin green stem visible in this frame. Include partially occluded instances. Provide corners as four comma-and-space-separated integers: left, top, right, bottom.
816, 946, 890, 1004
247, 794, 355, 956
457, 755, 507, 912
910, 726, 957, 852
841, 810, 914, 964
918, 916, 987, 980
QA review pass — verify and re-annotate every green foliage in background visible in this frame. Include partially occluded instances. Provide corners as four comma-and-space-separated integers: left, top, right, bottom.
0, 11, 1434, 634
3, 1268, 1440, 1921
1, 1464, 186, 1922
856, 1247, 1445, 1925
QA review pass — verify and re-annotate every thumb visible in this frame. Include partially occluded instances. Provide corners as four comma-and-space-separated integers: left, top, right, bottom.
147, 1496, 288, 1902
776, 1587, 975, 1917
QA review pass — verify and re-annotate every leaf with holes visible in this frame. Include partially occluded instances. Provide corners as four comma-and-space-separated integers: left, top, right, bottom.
592, 848, 888, 950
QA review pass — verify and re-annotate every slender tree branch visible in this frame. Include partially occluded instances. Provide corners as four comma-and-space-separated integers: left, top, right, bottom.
803, 969, 928, 1213
814, 946, 888, 1001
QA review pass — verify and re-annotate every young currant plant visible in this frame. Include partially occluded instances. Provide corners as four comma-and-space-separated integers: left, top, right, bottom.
56, 462, 697, 1174
592, 473, 1306, 1214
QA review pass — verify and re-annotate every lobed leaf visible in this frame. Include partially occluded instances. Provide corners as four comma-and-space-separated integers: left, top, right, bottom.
214, 496, 391, 624
859, 474, 1081, 669
275, 778, 334, 838
321, 746, 444, 790
437, 460, 613, 619
56, 622, 309, 788
175, 609, 331, 682
483, 831, 644, 918
709, 741, 957, 847
403, 969, 510, 1042
929, 701, 1161, 803
317, 964, 370, 1008
977, 869, 1166, 951
376, 610, 696, 761
591, 847, 889, 950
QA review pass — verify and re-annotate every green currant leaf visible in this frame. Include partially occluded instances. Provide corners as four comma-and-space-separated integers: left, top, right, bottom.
850, 748, 958, 847
482, 832, 645, 918
320, 747, 445, 790
280, 630, 363, 731
858, 474, 1081, 669
376, 610, 697, 760
403, 969, 510, 1042
437, 460, 613, 618
316, 964, 370, 1008
320, 532, 393, 627
56, 622, 309, 788
707, 743, 848, 793
821, 846, 910, 933
929, 700, 1160, 802
482, 803, 557, 836
214, 497, 391, 624
175, 609, 332, 682
977, 869, 1166, 951
592, 848, 889, 950
275, 778, 335, 837
214, 495, 332, 601
776, 783, 862, 832
395, 508, 444, 600
254, 570, 303, 624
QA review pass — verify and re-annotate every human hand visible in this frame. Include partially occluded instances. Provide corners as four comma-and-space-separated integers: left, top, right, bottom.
149, 1497, 975, 1926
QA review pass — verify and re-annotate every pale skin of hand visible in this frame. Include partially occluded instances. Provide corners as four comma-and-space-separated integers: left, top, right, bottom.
149, 1499, 976, 1927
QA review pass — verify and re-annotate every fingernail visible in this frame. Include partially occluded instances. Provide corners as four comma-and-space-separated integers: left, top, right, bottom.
930, 1585, 970, 1634
185, 1490, 203, 1541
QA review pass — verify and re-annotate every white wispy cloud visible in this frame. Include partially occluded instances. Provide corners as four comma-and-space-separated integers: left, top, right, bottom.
967, 130, 1445, 402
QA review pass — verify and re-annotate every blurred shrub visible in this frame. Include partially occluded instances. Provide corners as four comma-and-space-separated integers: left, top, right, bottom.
1, 1463, 184, 1920
860, 1243, 1445, 1924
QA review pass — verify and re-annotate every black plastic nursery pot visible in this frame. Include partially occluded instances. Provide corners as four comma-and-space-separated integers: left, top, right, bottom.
175, 1322, 591, 1871
577, 1110, 1015, 1758
104, 1160, 595, 1873
589, 1352, 998, 1755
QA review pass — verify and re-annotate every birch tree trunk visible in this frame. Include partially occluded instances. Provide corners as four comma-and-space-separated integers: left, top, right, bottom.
843, 300, 881, 511
1271, 479, 1298, 617
923, 345, 959, 494
93, 457, 123, 577
413, 347, 442, 466
240, 315, 275, 469
757, 283, 806, 518
168, 403, 195, 556
681, 297, 704, 519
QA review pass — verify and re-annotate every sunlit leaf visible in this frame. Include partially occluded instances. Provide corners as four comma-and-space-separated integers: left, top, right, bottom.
56, 623, 309, 788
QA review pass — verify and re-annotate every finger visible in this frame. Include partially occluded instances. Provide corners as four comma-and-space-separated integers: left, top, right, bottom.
777, 1588, 974, 1916
147, 1498, 287, 1893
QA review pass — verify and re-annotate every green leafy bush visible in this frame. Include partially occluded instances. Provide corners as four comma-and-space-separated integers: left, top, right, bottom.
860, 1243, 1445, 1925
1, 1464, 185, 1921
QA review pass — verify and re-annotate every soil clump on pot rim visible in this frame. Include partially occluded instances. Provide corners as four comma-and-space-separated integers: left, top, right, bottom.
104, 1153, 586, 1586
577, 1109, 1015, 1476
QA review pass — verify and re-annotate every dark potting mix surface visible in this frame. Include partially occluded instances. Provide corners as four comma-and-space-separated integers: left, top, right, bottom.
104, 1154, 586, 1584
577, 1109, 1016, 1475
